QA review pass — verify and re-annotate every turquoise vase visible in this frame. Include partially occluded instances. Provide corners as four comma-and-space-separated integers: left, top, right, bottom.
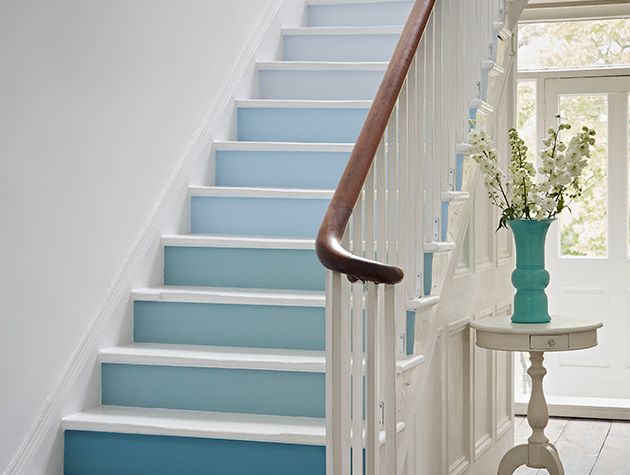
507, 219, 554, 324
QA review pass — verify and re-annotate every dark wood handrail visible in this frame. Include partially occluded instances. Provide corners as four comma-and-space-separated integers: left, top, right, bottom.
316, 0, 437, 284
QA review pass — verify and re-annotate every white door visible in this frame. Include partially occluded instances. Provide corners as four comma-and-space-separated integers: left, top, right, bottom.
541, 76, 630, 403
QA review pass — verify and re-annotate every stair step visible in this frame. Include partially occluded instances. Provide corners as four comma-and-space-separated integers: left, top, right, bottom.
214, 141, 355, 152
214, 142, 352, 189
257, 61, 386, 100
63, 408, 325, 474
132, 286, 326, 307
162, 235, 324, 291
189, 186, 330, 238
407, 295, 440, 311
282, 26, 401, 62
237, 99, 370, 143
162, 234, 315, 249
100, 343, 326, 372
63, 406, 325, 444
133, 287, 326, 351
441, 191, 470, 202
100, 344, 325, 417
424, 241, 456, 253
307, 0, 413, 28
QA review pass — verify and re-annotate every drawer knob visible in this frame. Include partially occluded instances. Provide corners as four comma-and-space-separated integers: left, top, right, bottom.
548, 339, 556, 348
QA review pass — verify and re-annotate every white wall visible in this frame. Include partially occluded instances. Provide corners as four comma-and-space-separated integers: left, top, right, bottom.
0, 1, 304, 472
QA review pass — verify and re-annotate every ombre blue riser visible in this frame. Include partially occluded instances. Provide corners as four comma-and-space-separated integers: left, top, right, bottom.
64, 431, 325, 475
406, 311, 415, 355
238, 107, 367, 143
441, 201, 449, 241
283, 34, 399, 62
164, 246, 325, 291
215, 150, 349, 189
134, 301, 325, 351
191, 196, 329, 238
307, 1, 412, 27
259, 70, 383, 100
455, 154, 465, 191
424, 252, 433, 296
102, 364, 325, 418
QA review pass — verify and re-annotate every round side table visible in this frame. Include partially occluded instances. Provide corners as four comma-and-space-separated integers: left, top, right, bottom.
470, 315, 602, 475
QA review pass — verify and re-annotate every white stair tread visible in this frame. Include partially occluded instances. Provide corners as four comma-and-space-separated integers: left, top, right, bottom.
63, 406, 406, 446
407, 295, 440, 311
132, 286, 325, 307
214, 141, 355, 152
282, 26, 402, 36
189, 186, 333, 200
424, 241, 456, 252
456, 142, 472, 154
441, 191, 470, 202
469, 98, 494, 114
236, 98, 372, 108
257, 61, 388, 71
62, 406, 326, 445
161, 234, 315, 250
482, 59, 505, 76
100, 343, 326, 372
396, 354, 425, 374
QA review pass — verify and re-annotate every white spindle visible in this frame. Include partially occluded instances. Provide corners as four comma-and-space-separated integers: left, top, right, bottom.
383, 284, 397, 474
351, 208, 363, 475
366, 282, 379, 475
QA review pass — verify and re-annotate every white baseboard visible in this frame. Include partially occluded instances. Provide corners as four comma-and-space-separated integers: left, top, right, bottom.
2, 2, 288, 474
515, 395, 630, 421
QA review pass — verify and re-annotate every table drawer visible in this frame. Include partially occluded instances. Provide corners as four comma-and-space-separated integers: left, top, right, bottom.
530, 334, 569, 350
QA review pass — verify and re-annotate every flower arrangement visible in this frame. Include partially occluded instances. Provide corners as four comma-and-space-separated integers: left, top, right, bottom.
468, 117, 596, 229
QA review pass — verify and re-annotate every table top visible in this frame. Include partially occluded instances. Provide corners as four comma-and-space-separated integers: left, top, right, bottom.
470, 315, 603, 335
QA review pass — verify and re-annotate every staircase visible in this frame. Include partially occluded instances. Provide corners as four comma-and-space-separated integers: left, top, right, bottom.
61, 0, 523, 474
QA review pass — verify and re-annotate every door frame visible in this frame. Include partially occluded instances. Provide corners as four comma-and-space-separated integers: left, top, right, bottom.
514, 68, 630, 419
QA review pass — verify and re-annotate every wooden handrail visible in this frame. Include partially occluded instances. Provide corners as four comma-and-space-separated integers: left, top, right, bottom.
316, 0, 436, 284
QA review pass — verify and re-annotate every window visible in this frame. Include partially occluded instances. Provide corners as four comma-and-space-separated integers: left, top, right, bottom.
519, 19, 630, 71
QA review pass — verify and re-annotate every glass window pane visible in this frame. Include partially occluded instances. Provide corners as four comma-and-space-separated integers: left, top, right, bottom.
559, 95, 608, 257
518, 19, 630, 71
517, 80, 537, 161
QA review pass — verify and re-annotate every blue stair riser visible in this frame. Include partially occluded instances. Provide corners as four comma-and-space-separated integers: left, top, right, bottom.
164, 246, 325, 291
406, 311, 415, 355
191, 196, 329, 238
102, 364, 325, 418
134, 301, 325, 351
259, 69, 383, 100
308, 1, 412, 27
238, 107, 368, 143
215, 150, 349, 189
64, 431, 325, 475
423, 252, 433, 296
283, 34, 399, 62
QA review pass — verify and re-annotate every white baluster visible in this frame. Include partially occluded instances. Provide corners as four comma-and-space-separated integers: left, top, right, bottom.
383, 284, 397, 474
351, 205, 363, 475
366, 282, 379, 475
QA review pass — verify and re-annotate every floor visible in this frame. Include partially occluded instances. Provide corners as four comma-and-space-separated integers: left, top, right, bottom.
513, 416, 630, 474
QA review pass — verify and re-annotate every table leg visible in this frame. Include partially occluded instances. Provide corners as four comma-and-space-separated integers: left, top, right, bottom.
497, 352, 564, 475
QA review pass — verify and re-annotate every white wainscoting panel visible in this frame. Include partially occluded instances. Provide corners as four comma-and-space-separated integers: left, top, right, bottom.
447, 318, 472, 474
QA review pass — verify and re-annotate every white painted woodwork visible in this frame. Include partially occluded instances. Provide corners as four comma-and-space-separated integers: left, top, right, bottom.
540, 75, 630, 403
99, 343, 327, 372
188, 185, 334, 199
132, 286, 326, 307
161, 234, 315, 249
62, 406, 326, 446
